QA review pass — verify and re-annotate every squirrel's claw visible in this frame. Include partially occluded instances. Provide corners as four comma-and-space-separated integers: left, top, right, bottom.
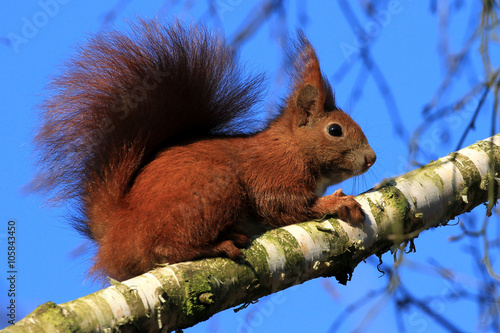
315, 190, 365, 225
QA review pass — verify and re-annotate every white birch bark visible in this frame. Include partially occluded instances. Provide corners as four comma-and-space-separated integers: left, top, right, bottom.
4, 134, 500, 333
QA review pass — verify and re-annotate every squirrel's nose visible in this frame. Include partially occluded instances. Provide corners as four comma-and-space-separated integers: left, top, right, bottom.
365, 150, 376, 169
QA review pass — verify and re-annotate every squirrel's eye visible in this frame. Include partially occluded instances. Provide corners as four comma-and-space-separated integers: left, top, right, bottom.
327, 123, 343, 137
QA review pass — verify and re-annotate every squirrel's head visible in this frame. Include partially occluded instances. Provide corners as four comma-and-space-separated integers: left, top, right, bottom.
281, 33, 376, 187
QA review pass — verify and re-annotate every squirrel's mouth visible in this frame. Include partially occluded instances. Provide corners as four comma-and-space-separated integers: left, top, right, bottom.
352, 150, 376, 176
358, 164, 372, 174
352, 165, 371, 177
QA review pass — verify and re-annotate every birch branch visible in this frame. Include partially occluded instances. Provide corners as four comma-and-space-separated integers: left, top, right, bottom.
4, 134, 500, 333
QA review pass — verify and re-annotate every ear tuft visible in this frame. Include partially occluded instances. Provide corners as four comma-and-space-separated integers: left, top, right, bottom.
281, 31, 337, 126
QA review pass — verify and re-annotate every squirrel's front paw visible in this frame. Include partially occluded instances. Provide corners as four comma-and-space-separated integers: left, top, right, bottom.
316, 189, 365, 225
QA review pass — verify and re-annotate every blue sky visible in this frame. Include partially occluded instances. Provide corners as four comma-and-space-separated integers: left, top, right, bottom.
1, 1, 498, 332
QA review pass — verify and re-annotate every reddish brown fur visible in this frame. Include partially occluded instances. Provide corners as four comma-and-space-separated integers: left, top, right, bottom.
33, 20, 376, 281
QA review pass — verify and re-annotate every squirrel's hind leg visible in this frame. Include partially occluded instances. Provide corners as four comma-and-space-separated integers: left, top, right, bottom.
153, 237, 247, 264
153, 226, 252, 264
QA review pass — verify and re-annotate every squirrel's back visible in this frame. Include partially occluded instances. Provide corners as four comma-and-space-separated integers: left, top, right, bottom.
33, 20, 263, 241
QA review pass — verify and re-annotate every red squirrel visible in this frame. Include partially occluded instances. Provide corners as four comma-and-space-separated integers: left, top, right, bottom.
33, 19, 376, 281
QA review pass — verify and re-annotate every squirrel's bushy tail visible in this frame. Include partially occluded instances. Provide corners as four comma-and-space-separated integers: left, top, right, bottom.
33, 19, 263, 241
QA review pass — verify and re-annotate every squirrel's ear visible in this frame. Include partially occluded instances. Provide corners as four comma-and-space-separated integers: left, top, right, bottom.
296, 84, 319, 112
288, 32, 333, 126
